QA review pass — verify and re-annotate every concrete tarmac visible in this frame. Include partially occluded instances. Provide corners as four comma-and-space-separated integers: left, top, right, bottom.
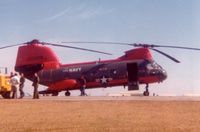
19, 96, 200, 101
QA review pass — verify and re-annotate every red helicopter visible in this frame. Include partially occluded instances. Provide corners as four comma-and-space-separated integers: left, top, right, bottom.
2, 39, 200, 96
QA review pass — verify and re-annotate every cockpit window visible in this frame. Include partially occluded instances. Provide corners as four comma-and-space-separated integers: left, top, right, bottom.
147, 63, 153, 70
146, 61, 162, 70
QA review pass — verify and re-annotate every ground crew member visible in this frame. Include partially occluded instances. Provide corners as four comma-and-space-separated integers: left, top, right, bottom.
79, 75, 87, 96
19, 73, 25, 99
10, 73, 20, 99
32, 73, 40, 99
10, 72, 14, 78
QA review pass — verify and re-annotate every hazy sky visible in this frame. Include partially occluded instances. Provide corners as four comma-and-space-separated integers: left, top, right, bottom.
0, 0, 200, 96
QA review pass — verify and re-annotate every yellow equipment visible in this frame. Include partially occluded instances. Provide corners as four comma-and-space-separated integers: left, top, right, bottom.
0, 74, 11, 98
0, 67, 11, 99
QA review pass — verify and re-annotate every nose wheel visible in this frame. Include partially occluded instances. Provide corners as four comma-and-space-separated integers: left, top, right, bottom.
65, 90, 71, 96
143, 84, 149, 96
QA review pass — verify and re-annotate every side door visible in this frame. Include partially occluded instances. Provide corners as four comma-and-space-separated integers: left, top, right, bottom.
127, 63, 139, 90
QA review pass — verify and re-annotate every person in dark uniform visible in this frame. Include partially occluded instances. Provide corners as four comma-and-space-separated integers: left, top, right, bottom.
19, 73, 25, 99
79, 75, 87, 96
32, 73, 40, 99
10, 72, 14, 78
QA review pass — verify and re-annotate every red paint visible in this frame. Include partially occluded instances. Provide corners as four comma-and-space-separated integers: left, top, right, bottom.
48, 79, 77, 91
139, 76, 161, 84
119, 48, 153, 61
15, 44, 60, 69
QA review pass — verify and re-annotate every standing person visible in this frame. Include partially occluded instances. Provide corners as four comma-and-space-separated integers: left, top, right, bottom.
32, 73, 40, 99
19, 73, 25, 99
10, 72, 14, 78
79, 75, 87, 96
10, 73, 20, 99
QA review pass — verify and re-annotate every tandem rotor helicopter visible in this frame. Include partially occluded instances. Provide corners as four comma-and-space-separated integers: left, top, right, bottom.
1, 39, 200, 97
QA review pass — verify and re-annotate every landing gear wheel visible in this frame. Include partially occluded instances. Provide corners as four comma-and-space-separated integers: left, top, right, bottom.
143, 91, 149, 96
143, 84, 150, 96
65, 91, 71, 96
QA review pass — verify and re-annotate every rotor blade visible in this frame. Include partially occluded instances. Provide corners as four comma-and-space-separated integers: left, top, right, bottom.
151, 48, 180, 63
0, 44, 23, 49
43, 42, 112, 55
62, 41, 132, 46
63, 42, 200, 51
133, 43, 200, 51
152, 45, 200, 51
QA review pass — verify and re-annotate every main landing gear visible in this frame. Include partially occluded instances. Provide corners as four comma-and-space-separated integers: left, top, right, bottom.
143, 84, 150, 96
65, 90, 71, 96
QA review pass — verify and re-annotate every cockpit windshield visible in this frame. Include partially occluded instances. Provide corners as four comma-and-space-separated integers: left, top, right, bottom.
146, 61, 162, 70
145, 61, 165, 75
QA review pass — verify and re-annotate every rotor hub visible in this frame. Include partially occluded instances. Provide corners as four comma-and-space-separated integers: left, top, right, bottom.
27, 39, 40, 45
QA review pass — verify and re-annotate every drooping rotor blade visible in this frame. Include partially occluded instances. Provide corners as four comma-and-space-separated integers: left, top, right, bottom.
0, 44, 24, 49
42, 42, 112, 55
151, 48, 180, 63
154, 45, 200, 51
132, 43, 200, 51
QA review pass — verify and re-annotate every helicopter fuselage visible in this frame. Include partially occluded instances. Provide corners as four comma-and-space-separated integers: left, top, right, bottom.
14, 42, 167, 95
